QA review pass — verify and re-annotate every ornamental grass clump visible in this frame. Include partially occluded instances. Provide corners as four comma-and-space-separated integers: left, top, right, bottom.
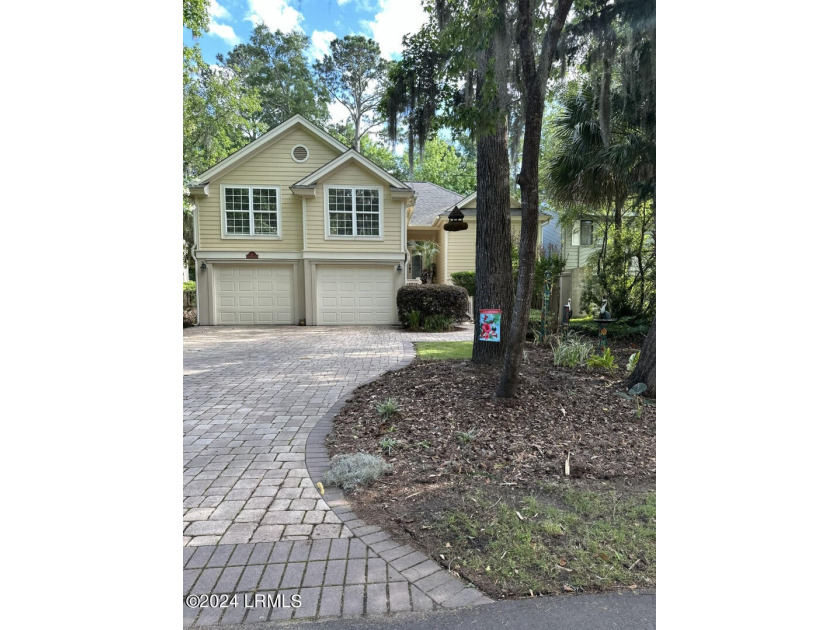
322, 453, 392, 490
376, 398, 400, 418
550, 333, 595, 368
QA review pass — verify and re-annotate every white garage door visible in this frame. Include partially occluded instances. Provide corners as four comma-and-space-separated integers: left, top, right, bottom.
214, 264, 294, 325
317, 265, 396, 325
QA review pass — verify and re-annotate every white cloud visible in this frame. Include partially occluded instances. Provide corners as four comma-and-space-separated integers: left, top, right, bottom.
208, 21, 240, 45
246, 0, 304, 32
329, 101, 350, 126
337, 0, 351, 5
309, 29, 337, 63
364, 0, 426, 59
209, 0, 232, 21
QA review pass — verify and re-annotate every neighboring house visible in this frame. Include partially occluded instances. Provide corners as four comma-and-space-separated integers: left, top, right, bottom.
187, 115, 549, 326
540, 208, 562, 251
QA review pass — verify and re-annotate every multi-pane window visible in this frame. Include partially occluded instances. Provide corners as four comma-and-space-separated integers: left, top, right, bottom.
223, 186, 280, 237
328, 188, 354, 235
327, 187, 381, 237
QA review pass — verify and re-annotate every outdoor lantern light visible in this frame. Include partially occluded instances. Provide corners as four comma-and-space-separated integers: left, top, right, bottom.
200, 261, 207, 271
396, 263, 402, 272
443, 205, 467, 232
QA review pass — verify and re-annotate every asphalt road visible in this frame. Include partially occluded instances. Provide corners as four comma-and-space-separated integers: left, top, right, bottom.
227, 591, 656, 630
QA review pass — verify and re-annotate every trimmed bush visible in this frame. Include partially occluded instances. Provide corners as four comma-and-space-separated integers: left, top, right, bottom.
450, 271, 476, 296
569, 316, 651, 340
397, 284, 469, 326
322, 453, 392, 490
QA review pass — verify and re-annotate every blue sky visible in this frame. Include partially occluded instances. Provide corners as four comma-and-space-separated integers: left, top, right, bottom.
184, 0, 427, 66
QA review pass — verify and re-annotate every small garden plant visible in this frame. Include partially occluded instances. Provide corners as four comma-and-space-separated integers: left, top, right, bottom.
587, 347, 617, 371
424, 314, 453, 332
379, 437, 402, 456
454, 428, 477, 444
550, 333, 595, 368
376, 397, 400, 419
322, 453, 392, 490
407, 310, 422, 331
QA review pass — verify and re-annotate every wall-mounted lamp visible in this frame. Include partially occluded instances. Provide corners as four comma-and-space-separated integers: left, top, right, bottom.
396, 263, 402, 272
200, 261, 207, 271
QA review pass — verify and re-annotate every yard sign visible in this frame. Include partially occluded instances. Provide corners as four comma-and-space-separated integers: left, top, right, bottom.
479, 309, 501, 342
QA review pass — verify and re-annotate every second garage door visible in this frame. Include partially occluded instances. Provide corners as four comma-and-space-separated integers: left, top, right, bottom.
317, 265, 396, 325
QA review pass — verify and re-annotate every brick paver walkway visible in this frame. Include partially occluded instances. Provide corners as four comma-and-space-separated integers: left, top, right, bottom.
183, 326, 489, 626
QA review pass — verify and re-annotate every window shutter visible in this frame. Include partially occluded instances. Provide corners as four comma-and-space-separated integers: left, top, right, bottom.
571, 221, 580, 246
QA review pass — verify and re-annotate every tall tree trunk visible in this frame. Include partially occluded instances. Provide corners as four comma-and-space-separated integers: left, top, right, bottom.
472, 122, 514, 364
496, 89, 541, 394
496, 0, 573, 396
353, 112, 362, 152
472, 6, 513, 365
627, 315, 655, 397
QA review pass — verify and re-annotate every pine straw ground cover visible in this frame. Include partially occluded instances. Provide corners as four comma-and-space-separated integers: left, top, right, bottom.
324, 340, 655, 599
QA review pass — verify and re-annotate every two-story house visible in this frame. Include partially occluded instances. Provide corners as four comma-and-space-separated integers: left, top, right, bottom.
188, 115, 550, 326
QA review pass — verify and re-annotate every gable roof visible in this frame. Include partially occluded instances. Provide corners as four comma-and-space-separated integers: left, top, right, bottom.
445, 190, 522, 211
294, 149, 411, 192
405, 181, 465, 226
432, 191, 552, 225
191, 114, 349, 184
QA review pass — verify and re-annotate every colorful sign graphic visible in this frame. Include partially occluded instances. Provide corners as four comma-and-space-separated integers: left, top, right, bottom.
479, 309, 501, 342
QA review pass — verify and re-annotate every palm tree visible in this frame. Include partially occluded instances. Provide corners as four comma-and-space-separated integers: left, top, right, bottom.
414, 241, 439, 284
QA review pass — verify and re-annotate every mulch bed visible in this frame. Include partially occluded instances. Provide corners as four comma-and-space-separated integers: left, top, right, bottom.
325, 339, 656, 597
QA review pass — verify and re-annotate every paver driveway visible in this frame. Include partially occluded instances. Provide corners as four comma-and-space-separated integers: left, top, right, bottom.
183, 325, 489, 627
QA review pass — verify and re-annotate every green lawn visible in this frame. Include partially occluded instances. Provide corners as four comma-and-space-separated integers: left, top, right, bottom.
414, 341, 473, 360
436, 485, 656, 594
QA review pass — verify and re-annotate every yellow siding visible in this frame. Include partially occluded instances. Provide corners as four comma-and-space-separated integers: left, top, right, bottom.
197, 128, 342, 251
443, 216, 545, 283
445, 217, 530, 282
307, 162, 404, 253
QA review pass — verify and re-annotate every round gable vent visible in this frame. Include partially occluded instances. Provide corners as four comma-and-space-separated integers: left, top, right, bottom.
291, 145, 309, 162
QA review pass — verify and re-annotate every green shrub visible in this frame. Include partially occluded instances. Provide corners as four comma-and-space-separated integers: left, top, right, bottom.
550, 333, 595, 368
587, 347, 617, 371
423, 314, 453, 332
450, 271, 476, 296
322, 453, 392, 490
568, 316, 651, 340
183, 282, 197, 310
397, 284, 469, 326
406, 310, 422, 331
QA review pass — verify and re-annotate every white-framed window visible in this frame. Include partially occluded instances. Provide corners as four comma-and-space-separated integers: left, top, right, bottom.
325, 186, 383, 238
571, 219, 594, 247
580, 220, 593, 246
221, 185, 281, 238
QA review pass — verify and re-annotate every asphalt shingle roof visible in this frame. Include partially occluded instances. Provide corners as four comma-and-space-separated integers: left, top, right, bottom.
405, 181, 465, 226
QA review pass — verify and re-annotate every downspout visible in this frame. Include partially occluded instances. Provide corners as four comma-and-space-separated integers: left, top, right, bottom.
191, 195, 200, 325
